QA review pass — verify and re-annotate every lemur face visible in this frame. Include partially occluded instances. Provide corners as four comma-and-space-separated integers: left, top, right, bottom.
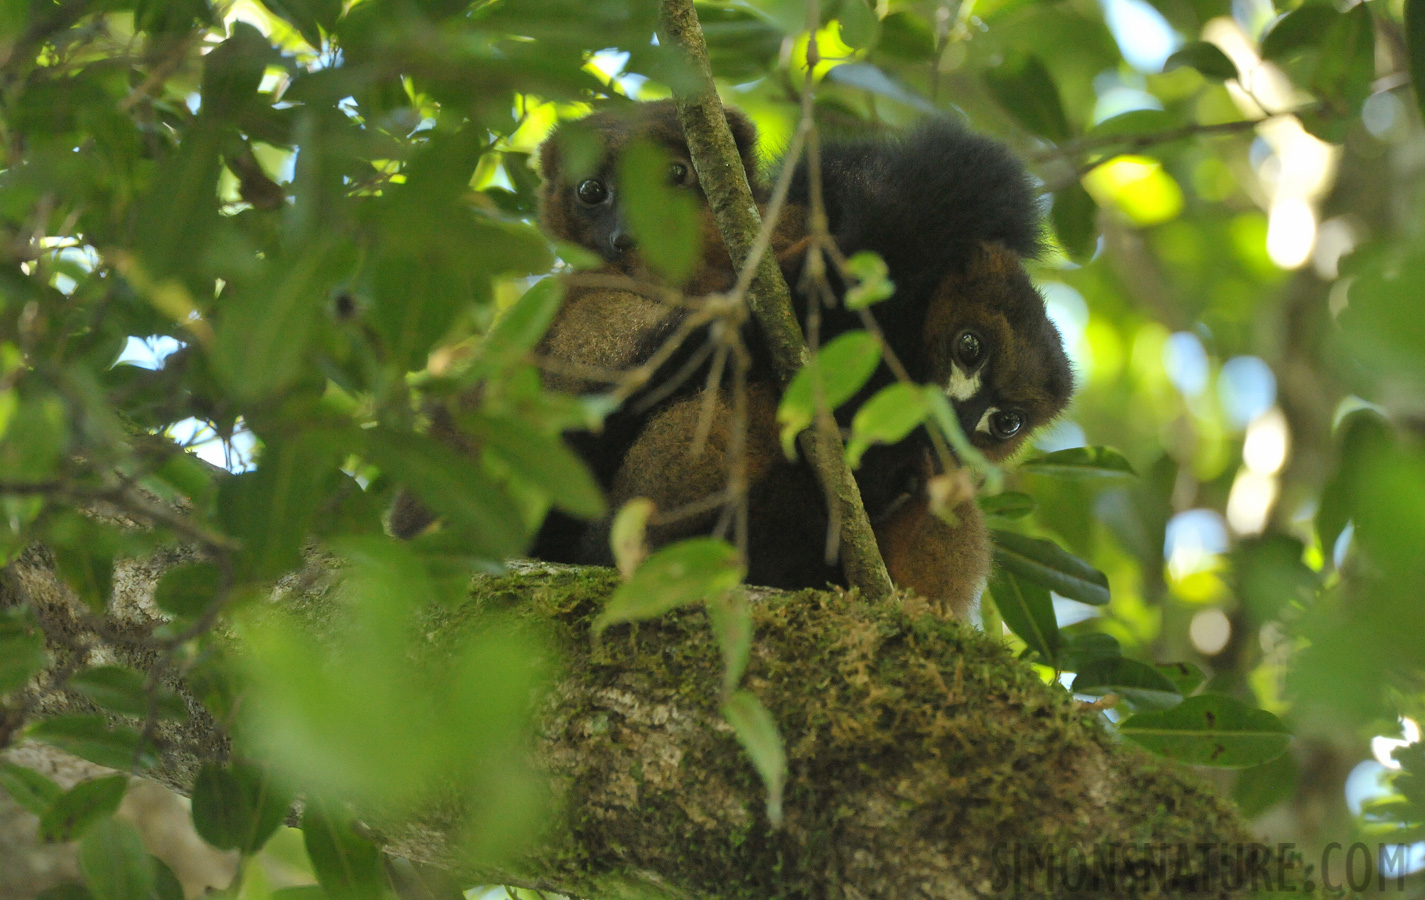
551, 143, 698, 263
922, 243, 1074, 462
537, 100, 759, 271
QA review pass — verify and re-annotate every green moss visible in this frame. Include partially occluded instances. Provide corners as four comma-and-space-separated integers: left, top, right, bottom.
446, 566, 1252, 898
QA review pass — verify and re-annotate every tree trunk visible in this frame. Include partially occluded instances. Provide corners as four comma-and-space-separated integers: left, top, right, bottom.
2, 547, 1257, 899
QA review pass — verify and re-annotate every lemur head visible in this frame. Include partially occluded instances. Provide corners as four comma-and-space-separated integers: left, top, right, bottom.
921, 243, 1074, 462
537, 99, 760, 271
797, 118, 1074, 463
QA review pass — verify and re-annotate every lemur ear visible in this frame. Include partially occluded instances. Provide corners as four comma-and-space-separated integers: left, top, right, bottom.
534, 133, 570, 246
536, 129, 561, 181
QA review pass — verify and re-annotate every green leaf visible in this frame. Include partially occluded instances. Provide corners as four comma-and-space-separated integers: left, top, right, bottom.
1230, 535, 1317, 622
149, 453, 218, 512
130, 125, 222, 286
270, 889, 329, 900
992, 530, 1110, 606
153, 562, 224, 621
923, 389, 998, 490
988, 570, 1059, 665
609, 497, 655, 579
27, 716, 155, 771
191, 762, 291, 854
1163, 42, 1238, 81
68, 667, 187, 721
876, 10, 935, 61
699, 4, 783, 79
983, 53, 1070, 143
218, 434, 340, 582
595, 538, 744, 634
1085, 109, 1175, 139
1071, 657, 1182, 712
778, 331, 882, 457
45, 512, 127, 613
35, 884, 93, 900
978, 491, 1036, 521
364, 430, 529, 561
0, 620, 47, 694
842, 251, 895, 309
135, 0, 212, 35
1051, 181, 1098, 263
40, 776, 130, 843
212, 239, 339, 401
707, 590, 753, 696
1019, 446, 1136, 478
483, 278, 565, 369
1118, 694, 1291, 768
469, 415, 605, 519
1233, 751, 1299, 819
151, 859, 184, 900
836, 0, 880, 50
1313, 3, 1374, 106
622, 138, 701, 285
1408, 0, 1425, 125
822, 63, 940, 114
722, 691, 786, 827
202, 22, 274, 119
367, 250, 482, 375
1154, 661, 1206, 696
1338, 252, 1425, 420
263, 0, 343, 47
78, 819, 155, 900
303, 799, 385, 900
1260, 5, 1338, 63
845, 382, 928, 468
1056, 632, 1121, 673
0, 394, 66, 482
0, 763, 63, 817
1317, 410, 1392, 556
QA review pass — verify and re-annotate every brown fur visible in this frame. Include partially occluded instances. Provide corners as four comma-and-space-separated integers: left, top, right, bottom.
537, 99, 763, 294
920, 243, 1074, 463
878, 498, 989, 619
538, 279, 681, 395
606, 384, 990, 616
608, 384, 784, 548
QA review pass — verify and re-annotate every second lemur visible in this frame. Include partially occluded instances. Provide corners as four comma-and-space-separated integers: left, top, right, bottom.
592, 117, 1075, 616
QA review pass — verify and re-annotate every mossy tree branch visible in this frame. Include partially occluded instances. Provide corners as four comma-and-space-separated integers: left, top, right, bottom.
654, 0, 895, 602
2, 547, 1260, 899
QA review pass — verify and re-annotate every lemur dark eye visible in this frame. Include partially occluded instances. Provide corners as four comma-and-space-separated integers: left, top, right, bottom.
668, 161, 690, 185
989, 410, 1023, 440
576, 179, 609, 205
955, 331, 985, 368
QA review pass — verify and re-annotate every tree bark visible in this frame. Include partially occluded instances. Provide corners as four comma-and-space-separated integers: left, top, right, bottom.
2, 546, 1258, 899
655, 0, 895, 602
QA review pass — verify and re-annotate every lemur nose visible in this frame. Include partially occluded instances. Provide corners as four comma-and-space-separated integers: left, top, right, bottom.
610, 230, 635, 254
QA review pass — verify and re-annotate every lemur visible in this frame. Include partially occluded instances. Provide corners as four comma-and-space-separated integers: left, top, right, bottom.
390, 101, 784, 544
398, 101, 1073, 619
586, 117, 1073, 616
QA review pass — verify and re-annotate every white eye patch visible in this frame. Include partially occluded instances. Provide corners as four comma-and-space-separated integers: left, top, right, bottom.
944, 364, 981, 402
974, 407, 1002, 435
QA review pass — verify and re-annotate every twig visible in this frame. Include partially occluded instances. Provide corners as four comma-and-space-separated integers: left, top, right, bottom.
657, 0, 894, 601
1033, 107, 1327, 165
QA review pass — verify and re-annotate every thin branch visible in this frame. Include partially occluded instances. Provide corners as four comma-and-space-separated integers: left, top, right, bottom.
656, 0, 894, 601
1033, 105, 1334, 177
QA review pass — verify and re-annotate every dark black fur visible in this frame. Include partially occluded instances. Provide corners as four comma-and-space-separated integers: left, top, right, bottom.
781, 119, 1042, 385
532, 118, 1052, 590
766, 120, 1045, 522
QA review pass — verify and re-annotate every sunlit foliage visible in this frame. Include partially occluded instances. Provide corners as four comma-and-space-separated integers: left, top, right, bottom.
1, 0, 1424, 893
